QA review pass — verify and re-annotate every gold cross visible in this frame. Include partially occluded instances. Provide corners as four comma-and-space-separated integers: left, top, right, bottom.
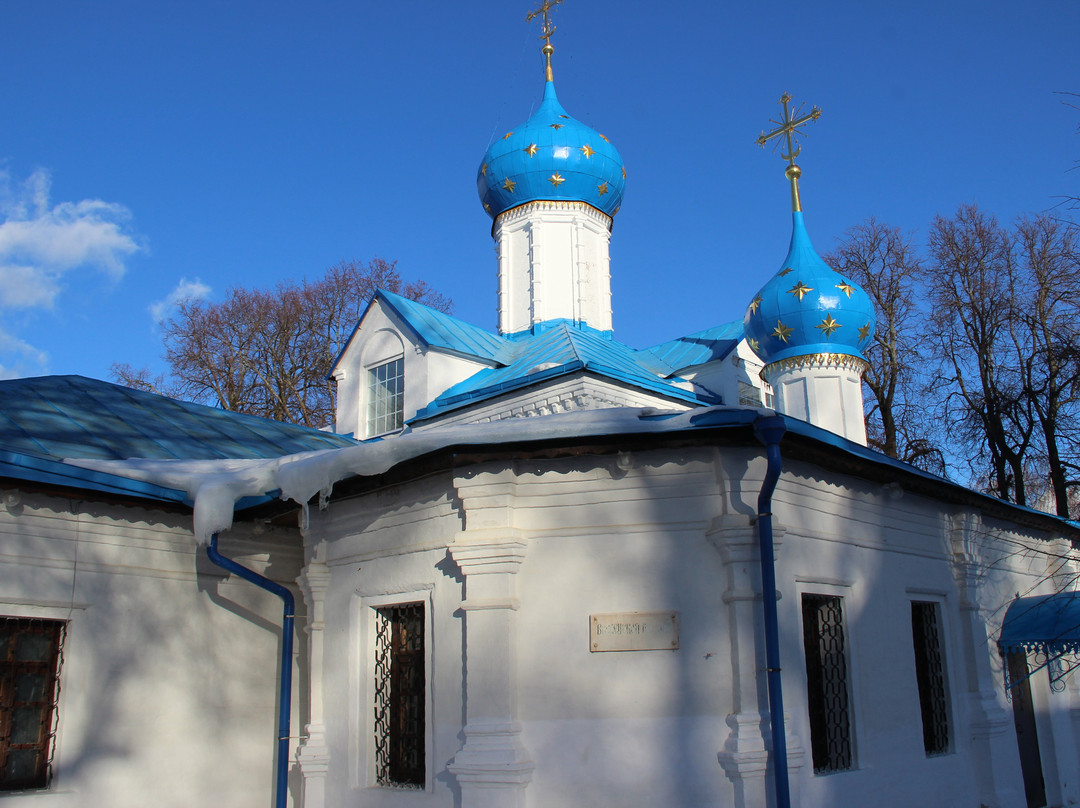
757, 93, 821, 212
526, 0, 564, 45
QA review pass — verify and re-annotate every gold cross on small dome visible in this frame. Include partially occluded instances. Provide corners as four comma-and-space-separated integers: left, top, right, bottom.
757, 93, 821, 212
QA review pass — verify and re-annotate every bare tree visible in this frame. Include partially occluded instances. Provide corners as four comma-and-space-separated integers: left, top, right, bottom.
1012, 215, 1080, 516
926, 205, 1035, 505
827, 219, 941, 469
113, 258, 452, 428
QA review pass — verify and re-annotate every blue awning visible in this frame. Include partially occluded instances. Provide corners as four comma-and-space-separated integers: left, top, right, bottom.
999, 592, 1080, 657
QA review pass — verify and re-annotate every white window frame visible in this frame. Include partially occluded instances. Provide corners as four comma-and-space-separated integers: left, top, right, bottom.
365, 355, 405, 438
353, 588, 434, 793
906, 588, 955, 758
794, 579, 859, 775
0, 600, 84, 794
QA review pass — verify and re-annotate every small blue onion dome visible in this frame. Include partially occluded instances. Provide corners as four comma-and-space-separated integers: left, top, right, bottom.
744, 212, 876, 365
478, 80, 625, 220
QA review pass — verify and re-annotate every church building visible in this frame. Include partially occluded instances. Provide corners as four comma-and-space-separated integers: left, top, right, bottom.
0, 7, 1078, 808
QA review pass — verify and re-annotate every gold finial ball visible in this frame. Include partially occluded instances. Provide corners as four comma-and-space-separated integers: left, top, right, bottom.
542, 43, 554, 56
785, 164, 802, 181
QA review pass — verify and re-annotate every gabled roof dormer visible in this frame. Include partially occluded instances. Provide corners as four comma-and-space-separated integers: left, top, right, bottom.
331, 290, 509, 439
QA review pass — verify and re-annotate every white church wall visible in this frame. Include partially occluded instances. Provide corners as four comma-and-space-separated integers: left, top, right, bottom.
510, 451, 734, 807
0, 488, 299, 808
309, 475, 465, 806
304, 440, 1080, 808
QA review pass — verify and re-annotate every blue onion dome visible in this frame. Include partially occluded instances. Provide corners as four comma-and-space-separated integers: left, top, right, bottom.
478, 79, 625, 220
743, 212, 876, 365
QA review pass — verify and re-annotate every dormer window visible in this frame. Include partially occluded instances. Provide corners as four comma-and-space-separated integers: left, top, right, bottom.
367, 356, 404, 437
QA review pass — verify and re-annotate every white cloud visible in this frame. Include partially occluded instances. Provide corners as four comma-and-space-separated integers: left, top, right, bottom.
0, 168, 141, 311
150, 277, 211, 324
0, 264, 60, 308
0, 327, 49, 379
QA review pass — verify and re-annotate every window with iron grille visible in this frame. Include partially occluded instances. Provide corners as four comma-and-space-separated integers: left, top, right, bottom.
0, 618, 65, 791
366, 357, 404, 437
373, 603, 425, 788
911, 601, 950, 755
801, 594, 852, 773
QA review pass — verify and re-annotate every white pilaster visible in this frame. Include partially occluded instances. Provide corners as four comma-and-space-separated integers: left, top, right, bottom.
710, 514, 803, 807
761, 353, 868, 445
447, 470, 534, 808
493, 201, 612, 336
950, 513, 1020, 808
296, 558, 331, 808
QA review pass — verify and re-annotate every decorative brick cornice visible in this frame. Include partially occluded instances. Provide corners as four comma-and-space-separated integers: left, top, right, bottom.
448, 531, 528, 576
761, 353, 869, 380
494, 199, 612, 230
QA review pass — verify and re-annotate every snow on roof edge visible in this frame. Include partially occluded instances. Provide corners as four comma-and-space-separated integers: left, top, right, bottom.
65, 406, 752, 544
65, 404, 1077, 547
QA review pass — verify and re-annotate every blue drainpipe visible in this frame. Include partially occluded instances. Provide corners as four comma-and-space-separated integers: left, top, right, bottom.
207, 533, 294, 808
753, 415, 790, 808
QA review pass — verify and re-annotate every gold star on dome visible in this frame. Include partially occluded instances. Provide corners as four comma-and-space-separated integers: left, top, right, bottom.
816, 314, 841, 337
772, 320, 793, 343
788, 281, 813, 301
581, 144, 595, 158
503, 177, 517, 192
748, 337, 761, 353
503, 131, 514, 140
550, 123, 564, 130
749, 294, 763, 314
549, 172, 565, 187
622, 166, 626, 179
858, 323, 871, 341
559, 114, 570, 119
777, 267, 793, 277
836, 279, 855, 298
484, 202, 492, 213
597, 182, 609, 196
481, 163, 488, 176
524, 143, 539, 157
599, 134, 609, 142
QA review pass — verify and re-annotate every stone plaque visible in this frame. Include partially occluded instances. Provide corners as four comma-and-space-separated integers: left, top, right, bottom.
590, 611, 679, 652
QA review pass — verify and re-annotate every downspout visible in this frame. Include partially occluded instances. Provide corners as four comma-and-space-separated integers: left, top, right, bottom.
207, 533, 294, 808
753, 414, 790, 808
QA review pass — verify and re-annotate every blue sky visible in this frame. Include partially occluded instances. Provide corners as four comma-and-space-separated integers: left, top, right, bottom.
1, 0, 1076, 382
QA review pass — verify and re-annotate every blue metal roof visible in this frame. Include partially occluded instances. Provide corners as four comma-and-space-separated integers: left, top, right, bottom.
0, 375, 355, 464
999, 592, 1080, 657
412, 322, 718, 421
376, 289, 514, 363
644, 321, 743, 374
0, 447, 191, 503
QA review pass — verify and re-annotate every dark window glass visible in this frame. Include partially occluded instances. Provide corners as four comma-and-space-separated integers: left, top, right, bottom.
911, 601, 950, 755
373, 603, 425, 787
801, 594, 852, 773
0, 618, 65, 791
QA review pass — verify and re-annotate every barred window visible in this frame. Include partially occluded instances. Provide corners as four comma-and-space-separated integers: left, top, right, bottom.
373, 603, 425, 788
366, 357, 404, 437
801, 594, 852, 773
0, 618, 65, 791
911, 601, 950, 755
